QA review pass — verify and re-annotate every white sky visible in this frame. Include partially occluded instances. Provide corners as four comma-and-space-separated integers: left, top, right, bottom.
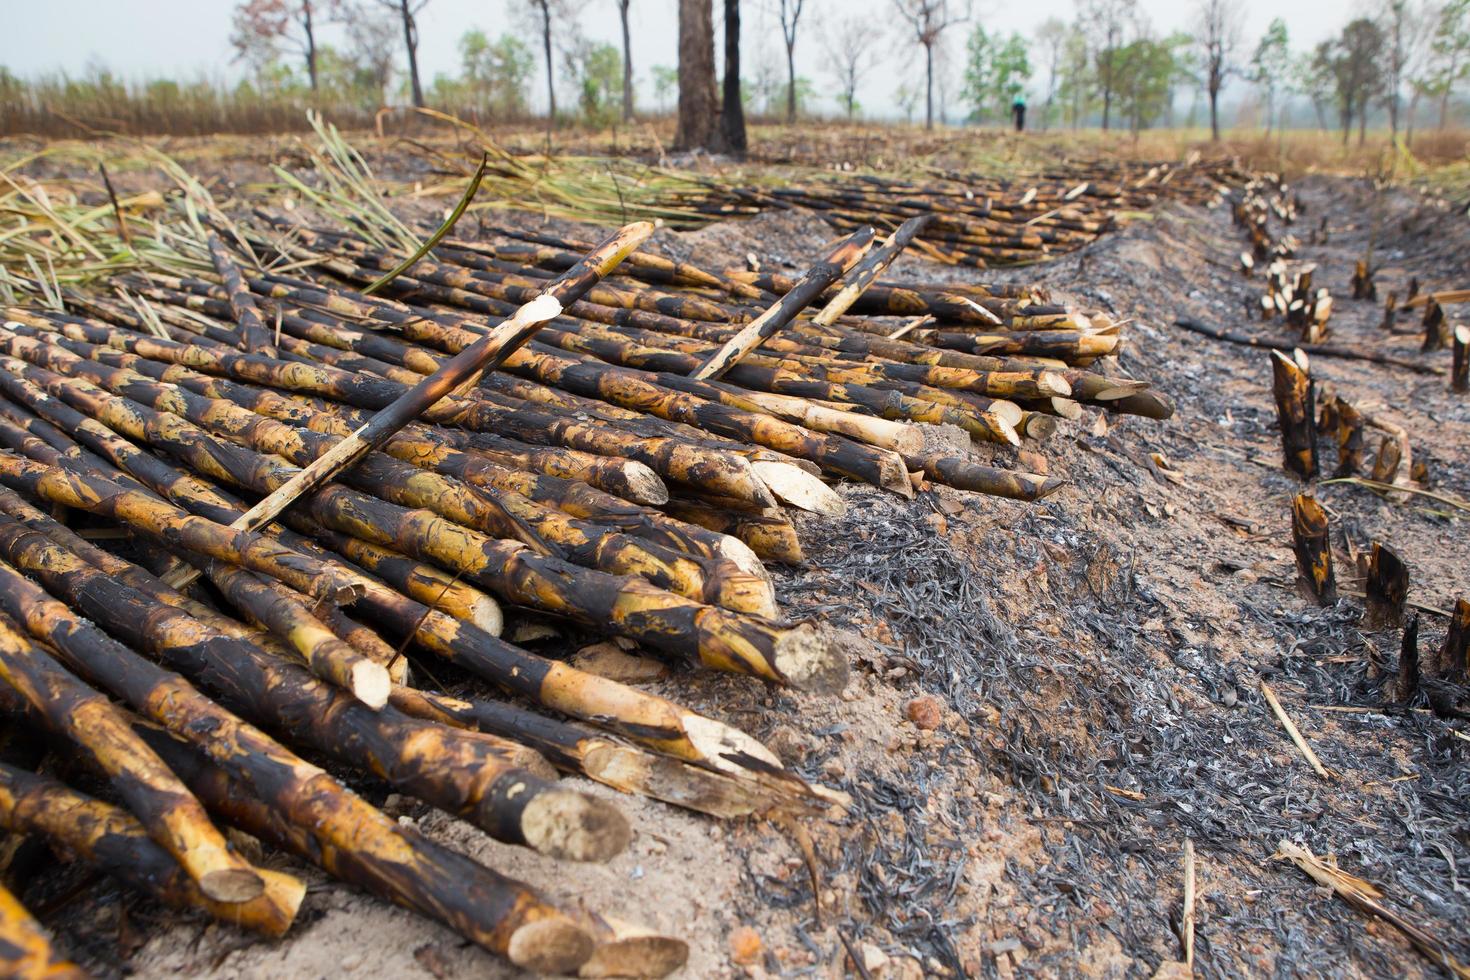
2, 0, 1361, 119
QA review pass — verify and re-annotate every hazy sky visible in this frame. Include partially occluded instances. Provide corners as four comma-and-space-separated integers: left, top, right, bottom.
3, 0, 1360, 119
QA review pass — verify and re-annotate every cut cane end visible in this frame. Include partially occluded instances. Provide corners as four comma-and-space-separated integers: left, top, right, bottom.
1037, 371, 1073, 397
682, 713, 784, 771
350, 660, 391, 710
579, 935, 690, 978
621, 463, 670, 506
469, 595, 504, 636
522, 789, 632, 863
507, 917, 597, 975
1032, 476, 1067, 500
1049, 397, 1082, 420
244, 868, 308, 936
751, 461, 846, 517
199, 867, 267, 904
715, 535, 765, 578
774, 625, 850, 695
1021, 415, 1058, 441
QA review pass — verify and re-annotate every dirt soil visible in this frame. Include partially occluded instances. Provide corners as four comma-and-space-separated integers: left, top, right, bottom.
13, 157, 1470, 979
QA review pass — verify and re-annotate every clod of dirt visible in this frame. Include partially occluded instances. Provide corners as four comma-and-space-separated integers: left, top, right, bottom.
728, 925, 762, 965
569, 641, 669, 682
904, 695, 944, 730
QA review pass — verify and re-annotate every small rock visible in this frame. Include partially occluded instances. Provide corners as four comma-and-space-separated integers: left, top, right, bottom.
860, 943, 890, 976
729, 926, 762, 965
570, 641, 668, 682
821, 756, 847, 779
1150, 962, 1192, 980
1017, 449, 1049, 475
905, 695, 944, 730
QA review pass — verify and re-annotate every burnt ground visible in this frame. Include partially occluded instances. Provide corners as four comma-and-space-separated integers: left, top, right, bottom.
5, 145, 1468, 979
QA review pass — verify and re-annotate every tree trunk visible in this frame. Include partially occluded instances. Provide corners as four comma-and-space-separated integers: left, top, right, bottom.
1358, 97, 1368, 146
720, 0, 746, 153
785, 41, 797, 123
400, 0, 423, 108
619, 0, 634, 121
304, 0, 318, 93
1209, 85, 1219, 141
924, 43, 934, 131
1102, 81, 1111, 130
675, 0, 721, 151
539, 2, 556, 122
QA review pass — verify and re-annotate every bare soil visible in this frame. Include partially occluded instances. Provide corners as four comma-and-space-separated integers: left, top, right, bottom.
11, 153, 1469, 979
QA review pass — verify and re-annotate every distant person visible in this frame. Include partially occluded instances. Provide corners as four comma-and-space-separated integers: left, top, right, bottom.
1012, 95, 1027, 132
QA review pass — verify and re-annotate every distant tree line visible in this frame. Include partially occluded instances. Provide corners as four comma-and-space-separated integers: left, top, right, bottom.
4, 0, 1470, 140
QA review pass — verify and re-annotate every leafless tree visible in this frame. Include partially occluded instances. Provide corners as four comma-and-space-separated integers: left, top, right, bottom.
675, 0, 723, 149
775, 0, 810, 123
823, 16, 879, 119
1194, 0, 1243, 140
230, 0, 341, 91
891, 0, 971, 130
346, 5, 400, 103
1076, 0, 1135, 130
616, 0, 634, 120
1033, 17, 1069, 130
366, 0, 429, 106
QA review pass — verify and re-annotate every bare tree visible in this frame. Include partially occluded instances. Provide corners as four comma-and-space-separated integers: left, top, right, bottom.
524, 0, 558, 120
1034, 17, 1069, 130
721, 0, 748, 153
824, 17, 879, 119
891, 0, 971, 130
1077, 0, 1135, 130
231, 0, 340, 91
367, 0, 428, 106
775, 0, 810, 123
1193, 0, 1242, 140
675, 0, 723, 149
616, 0, 634, 120
346, 5, 400, 104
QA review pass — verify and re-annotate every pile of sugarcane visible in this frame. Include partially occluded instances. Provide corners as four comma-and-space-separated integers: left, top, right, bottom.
0, 139, 1177, 971
649, 157, 1243, 268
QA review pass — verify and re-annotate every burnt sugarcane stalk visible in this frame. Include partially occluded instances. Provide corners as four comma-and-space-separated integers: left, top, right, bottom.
1453, 324, 1469, 393
0, 448, 359, 604
0, 481, 790, 789
389, 687, 809, 819
0, 341, 773, 618
1366, 542, 1409, 630
229, 220, 652, 535
0, 612, 270, 905
661, 498, 804, 564
0, 762, 300, 937
201, 563, 391, 707
8, 313, 780, 509
0, 878, 87, 980
809, 215, 933, 327
1270, 350, 1318, 479
1290, 494, 1337, 605
0, 516, 631, 862
692, 228, 875, 379
127, 724, 671, 975
205, 231, 277, 357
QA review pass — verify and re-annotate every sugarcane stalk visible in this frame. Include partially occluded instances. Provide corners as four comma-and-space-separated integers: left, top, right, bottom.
0, 516, 630, 861
692, 227, 875, 379
809, 215, 933, 327
1290, 494, 1336, 605
1441, 598, 1469, 685
1453, 324, 1469, 393
125, 725, 633, 975
1270, 350, 1318, 480
1366, 542, 1408, 630
0, 761, 301, 938
389, 687, 809, 819
662, 498, 804, 564
227, 220, 652, 533
0, 483, 790, 791
0, 878, 87, 980
205, 231, 277, 357
0, 611, 269, 904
